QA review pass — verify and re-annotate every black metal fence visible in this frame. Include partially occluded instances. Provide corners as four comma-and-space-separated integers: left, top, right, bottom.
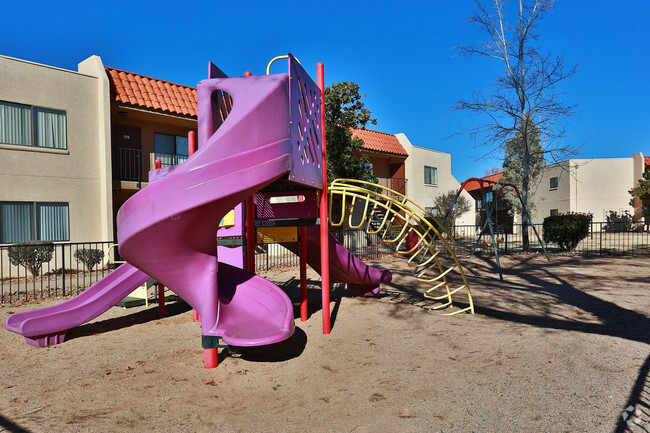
452, 222, 650, 256
2, 223, 648, 304
1, 241, 115, 304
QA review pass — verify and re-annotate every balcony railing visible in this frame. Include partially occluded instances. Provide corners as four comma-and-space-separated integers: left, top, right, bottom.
375, 177, 407, 196
113, 148, 188, 186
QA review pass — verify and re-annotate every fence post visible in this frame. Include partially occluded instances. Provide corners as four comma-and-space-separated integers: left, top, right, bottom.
136, 150, 142, 189
599, 224, 603, 255
61, 244, 66, 297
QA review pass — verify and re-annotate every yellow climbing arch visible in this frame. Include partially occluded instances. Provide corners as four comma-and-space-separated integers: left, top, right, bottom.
328, 179, 474, 315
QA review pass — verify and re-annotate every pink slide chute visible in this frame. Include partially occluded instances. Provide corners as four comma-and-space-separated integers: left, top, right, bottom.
5, 56, 390, 355
5, 263, 150, 346
283, 226, 391, 297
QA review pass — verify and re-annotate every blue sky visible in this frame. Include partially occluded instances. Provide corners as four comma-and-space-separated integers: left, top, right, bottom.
2, 1, 649, 182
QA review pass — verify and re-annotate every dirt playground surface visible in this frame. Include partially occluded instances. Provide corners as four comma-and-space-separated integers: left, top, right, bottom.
1, 254, 649, 432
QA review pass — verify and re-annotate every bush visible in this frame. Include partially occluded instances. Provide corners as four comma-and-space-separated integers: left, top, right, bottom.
603, 210, 633, 232
74, 248, 104, 271
542, 213, 590, 251
8, 241, 55, 276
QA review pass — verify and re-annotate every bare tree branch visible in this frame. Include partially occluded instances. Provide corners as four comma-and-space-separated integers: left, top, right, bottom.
454, 0, 577, 249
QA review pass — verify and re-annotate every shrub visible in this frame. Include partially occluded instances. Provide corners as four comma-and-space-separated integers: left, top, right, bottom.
603, 210, 633, 232
8, 241, 55, 276
74, 248, 104, 271
542, 213, 590, 251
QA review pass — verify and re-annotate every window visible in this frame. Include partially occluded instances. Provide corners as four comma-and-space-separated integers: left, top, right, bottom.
424, 166, 438, 185
0, 202, 69, 243
485, 192, 494, 202
0, 101, 67, 149
550, 177, 559, 189
154, 132, 189, 166
550, 209, 559, 216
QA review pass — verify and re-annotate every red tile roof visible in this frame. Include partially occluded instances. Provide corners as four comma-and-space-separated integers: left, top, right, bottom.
645, 156, 650, 167
106, 67, 197, 118
351, 128, 408, 157
463, 173, 503, 192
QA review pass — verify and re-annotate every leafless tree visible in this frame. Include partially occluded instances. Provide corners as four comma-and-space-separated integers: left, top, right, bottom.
455, 0, 578, 249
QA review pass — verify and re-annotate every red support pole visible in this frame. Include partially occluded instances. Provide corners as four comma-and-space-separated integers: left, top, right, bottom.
299, 226, 308, 321
317, 63, 330, 334
158, 283, 166, 316
245, 197, 256, 273
243, 81, 256, 272
187, 132, 200, 323
153, 158, 166, 317
243, 70, 256, 274
204, 348, 218, 369
188, 130, 196, 155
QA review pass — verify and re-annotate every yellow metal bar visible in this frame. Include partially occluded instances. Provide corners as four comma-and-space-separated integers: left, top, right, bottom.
266, 55, 301, 75
106, 244, 125, 264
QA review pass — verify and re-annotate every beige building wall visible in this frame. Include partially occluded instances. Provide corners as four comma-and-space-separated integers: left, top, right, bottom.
0, 55, 113, 243
396, 134, 474, 225
532, 156, 641, 223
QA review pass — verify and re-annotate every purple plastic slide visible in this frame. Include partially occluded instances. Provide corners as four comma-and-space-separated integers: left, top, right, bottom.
282, 226, 392, 297
5, 263, 150, 346
5, 56, 388, 351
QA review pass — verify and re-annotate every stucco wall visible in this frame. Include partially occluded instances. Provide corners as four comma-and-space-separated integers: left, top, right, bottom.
532, 157, 638, 222
0, 55, 112, 243
396, 134, 474, 225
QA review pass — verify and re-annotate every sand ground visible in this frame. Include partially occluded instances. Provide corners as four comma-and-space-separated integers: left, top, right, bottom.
1, 254, 649, 433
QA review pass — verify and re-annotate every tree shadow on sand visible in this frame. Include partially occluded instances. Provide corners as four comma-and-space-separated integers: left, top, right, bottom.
368, 253, 650, 433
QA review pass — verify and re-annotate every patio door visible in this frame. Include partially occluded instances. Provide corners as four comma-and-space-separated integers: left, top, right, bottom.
112, 125, 141, 182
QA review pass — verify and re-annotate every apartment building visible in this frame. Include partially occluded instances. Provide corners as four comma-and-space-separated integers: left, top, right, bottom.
0, 54, 112, 243
465, 153, 649, 227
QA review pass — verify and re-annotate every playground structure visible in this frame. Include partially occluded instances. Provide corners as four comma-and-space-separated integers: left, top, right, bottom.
4, 55, 396, 368
5, 55, 475, 368
443, 177, 550, 280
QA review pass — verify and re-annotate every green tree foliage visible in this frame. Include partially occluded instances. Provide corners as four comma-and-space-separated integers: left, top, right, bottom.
324, 82, 377, 183
629, 176, 650, 204
542, 213, 590, 251
8, 241, 55, 276
431, 189, 472, 228
501, 118, 545, 216
603, 210, 633, 232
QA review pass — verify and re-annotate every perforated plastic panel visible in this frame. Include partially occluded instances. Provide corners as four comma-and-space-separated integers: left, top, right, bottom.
287, 54, 323, 189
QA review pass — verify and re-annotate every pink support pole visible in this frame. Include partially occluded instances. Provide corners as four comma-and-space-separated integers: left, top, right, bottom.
299, 226, 308, 321
204, 348, 218, 369
317, 63, 331, 334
